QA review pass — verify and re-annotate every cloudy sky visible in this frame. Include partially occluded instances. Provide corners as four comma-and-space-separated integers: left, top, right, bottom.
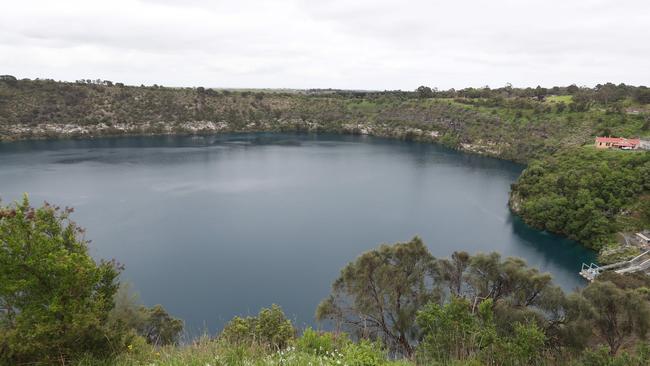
1, 0, 649, 90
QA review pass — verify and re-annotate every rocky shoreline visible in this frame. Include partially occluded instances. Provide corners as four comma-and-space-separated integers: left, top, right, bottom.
0, 120, 512, 161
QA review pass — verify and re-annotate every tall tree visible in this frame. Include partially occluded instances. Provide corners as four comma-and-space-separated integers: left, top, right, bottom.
316, 237, 437, 357
534, 85, 547, 101
636, 86, 650, 104
139, 305, 184, 346
595, 82, 622, 106
582, 281, 650, 355
437, 251, 470, 297
415, 86, 434, 98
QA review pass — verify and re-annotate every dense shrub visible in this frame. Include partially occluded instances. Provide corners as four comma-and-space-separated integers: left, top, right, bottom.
296, 327, 349, 356
107, 284, 183, 347
138, 305, 184, 346
339, 340, 390, 366
0, 196, 123, 364
416, 297, 547, 365
511, 147, 650, 249
220, 304, 295, 349
577, 345, 650, 366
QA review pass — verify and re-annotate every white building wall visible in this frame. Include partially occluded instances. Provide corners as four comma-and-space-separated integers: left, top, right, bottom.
640, 140, 650, 150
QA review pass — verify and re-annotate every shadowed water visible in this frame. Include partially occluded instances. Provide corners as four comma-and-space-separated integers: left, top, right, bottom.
0, 133, 596, 336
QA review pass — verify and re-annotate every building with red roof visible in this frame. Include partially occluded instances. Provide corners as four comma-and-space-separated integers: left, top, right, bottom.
595, 137, 641, 150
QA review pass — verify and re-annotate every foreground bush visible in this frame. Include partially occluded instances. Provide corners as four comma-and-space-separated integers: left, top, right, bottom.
416, 297, 547, 365
0, 196, 124, 364
576, 345, 650, 366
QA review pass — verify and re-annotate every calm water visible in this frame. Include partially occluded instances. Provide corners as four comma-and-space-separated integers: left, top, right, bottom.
0, 133, 595, 335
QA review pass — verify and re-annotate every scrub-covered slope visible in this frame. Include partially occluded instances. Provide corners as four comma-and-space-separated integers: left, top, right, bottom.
2, 77, 649, 163
510, 147, 650, 254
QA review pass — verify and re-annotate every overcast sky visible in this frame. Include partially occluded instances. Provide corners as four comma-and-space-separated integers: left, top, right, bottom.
1, 0, 649, 90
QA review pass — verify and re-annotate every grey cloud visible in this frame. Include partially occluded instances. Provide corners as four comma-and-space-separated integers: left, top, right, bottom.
1, 0, 649, 89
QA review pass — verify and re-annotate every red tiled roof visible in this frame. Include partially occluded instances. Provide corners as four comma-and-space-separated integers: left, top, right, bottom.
595, 137, 640, 145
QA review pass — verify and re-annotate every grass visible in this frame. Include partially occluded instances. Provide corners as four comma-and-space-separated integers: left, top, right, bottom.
74, 337, 413, 366
545, 95, 573, 103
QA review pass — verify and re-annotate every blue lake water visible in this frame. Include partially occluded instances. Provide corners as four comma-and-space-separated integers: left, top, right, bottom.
0, 133, 596, 336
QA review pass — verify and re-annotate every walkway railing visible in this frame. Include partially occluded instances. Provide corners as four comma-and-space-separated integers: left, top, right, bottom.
579, 250, 650, 281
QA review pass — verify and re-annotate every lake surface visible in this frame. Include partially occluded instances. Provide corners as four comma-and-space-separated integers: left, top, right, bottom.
0, 133, 596, 336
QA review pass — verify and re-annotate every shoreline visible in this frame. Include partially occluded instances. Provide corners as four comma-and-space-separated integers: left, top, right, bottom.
0, 120, 518, 162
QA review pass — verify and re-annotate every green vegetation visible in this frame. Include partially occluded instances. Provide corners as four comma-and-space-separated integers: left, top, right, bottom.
0, 196, 123, 364
416, 298, 548, 365
220, 304, 295, 349
316, 237, 436, 357
315, 237, 650, 364
545, 95, 573, 104
3, 77, 650, 363
318, 238, 562, 362
510, 148, 650, 252
3, 200, 650, 365
1, 78, 649, 164
0, 197, 183, 365
75, 336, 410, 366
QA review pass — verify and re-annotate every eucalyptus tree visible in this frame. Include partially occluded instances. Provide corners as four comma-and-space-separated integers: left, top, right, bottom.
316, 236, 438, 357
581, 281, 650, 355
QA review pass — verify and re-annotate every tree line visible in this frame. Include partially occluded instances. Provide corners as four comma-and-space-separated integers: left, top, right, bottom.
414, 82, 650, 104
2, 77, 649, 166
3, 75, 650, 105
317, 237, 650, 364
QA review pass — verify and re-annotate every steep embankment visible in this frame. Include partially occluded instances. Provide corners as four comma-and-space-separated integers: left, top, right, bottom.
509, 147, 650, 258
1, 78, 637, 163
